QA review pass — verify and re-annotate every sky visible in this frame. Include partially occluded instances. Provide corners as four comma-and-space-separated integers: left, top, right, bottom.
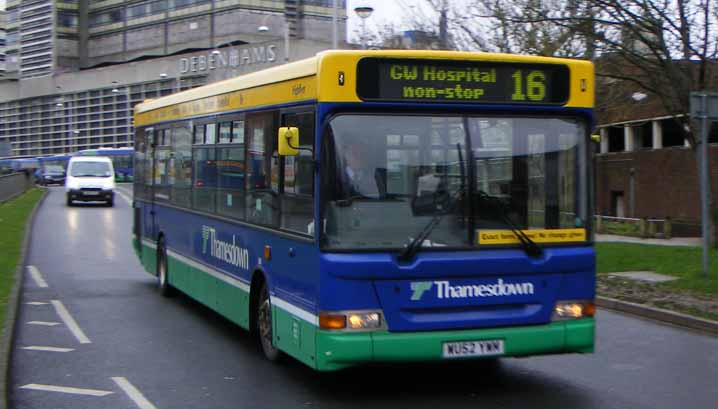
346, 0, 434, 44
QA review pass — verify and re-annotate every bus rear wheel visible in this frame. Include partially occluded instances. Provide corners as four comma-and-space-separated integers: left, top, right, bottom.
157, 240, 176, 297
257, 283, 281, 361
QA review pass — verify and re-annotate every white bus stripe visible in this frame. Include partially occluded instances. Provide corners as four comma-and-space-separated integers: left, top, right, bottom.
27, 266, 48, 288
167, 249, 250, 292
27, 321, 60, 326
111, 377, 158, 409
155, 245, 319, 326
22, 346, 74, 352
19, 384, 113, 396
141, 239, 157, 250
271, 297, 319, 326
50, 300, 91, 344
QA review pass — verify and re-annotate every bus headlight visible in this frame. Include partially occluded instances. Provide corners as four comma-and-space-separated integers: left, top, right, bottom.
319, 310, 383, 331
553, 301, 595, 320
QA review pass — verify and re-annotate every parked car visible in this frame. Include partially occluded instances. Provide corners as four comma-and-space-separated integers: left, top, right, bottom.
38, 164, 66, 186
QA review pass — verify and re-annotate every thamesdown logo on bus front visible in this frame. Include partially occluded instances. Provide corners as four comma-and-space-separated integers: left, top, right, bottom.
201, 226, 250, 270
410, 279, 534, 301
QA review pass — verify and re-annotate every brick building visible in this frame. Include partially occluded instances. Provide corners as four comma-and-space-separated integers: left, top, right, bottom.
594, 71, 718, 234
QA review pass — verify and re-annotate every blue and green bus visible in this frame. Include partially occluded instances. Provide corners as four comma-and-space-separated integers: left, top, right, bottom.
132, 50, 596, 371
76, 147, 134, 182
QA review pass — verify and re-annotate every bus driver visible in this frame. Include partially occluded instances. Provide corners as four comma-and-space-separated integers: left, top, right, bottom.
342, 141, 379, 197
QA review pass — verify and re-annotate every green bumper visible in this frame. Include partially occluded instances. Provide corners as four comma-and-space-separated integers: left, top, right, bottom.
315, 318, 594, 371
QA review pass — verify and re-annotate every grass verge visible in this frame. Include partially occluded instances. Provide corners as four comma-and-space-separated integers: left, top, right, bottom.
0, 189, 44, 330
596, 242, 718, 321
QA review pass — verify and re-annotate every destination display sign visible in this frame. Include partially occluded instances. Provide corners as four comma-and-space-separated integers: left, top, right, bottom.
357, 58, 569, 104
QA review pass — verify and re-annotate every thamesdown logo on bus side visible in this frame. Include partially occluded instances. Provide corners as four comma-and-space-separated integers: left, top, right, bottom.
410, 279, 534, 301
201, 226, 249, 270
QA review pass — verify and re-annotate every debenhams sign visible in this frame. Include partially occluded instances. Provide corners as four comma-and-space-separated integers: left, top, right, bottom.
179, 44, 278, 74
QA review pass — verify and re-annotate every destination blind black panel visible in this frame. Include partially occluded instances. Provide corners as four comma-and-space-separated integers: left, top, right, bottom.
357, 58, 570, 105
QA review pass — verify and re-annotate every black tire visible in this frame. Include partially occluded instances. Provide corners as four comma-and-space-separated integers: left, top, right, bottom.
66, 195, 73, 207
106, 198, 114, 207
257, 282, 281, 361
157, 240, 176, 297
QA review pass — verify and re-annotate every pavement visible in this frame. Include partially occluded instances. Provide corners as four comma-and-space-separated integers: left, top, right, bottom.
3, 187, 718, 409
595, 233, 718, 334
596, 234, 701, 246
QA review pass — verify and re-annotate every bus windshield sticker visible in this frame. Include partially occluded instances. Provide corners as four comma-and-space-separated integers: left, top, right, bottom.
478, 228, 586, 245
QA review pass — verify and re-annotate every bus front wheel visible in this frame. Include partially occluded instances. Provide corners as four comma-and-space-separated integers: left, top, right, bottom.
257, 283, 281, 361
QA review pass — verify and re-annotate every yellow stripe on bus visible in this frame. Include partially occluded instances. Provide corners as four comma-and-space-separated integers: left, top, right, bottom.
134, 76, 317, 127
477, 228, 586, 245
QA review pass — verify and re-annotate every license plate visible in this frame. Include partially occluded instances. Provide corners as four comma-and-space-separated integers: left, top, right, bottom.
442, 339, 504, 359
83, 191, 100, 196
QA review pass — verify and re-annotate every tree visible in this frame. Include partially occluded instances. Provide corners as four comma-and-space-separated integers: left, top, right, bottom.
393, 1, 717, 141
387, 0, 718, 242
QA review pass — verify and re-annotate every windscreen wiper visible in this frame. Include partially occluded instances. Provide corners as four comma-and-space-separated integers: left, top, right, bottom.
399, 144, 467, 262
480, 192, 542, 258
398, 213, 443, 262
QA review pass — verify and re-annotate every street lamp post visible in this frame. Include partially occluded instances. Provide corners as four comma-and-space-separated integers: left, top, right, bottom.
332, 0, 338, 49
354, 6, 374, 50
258, 22, 289, 63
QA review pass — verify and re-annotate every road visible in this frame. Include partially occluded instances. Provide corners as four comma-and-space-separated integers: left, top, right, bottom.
9, 187, 718, 409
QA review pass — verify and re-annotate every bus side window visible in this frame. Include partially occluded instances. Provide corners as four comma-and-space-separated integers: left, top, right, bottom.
216, 119, 245, 220
192, 123, 217, 213
280, 111, 315, 236
171, 123, 192, 209
154, 129, 172, 202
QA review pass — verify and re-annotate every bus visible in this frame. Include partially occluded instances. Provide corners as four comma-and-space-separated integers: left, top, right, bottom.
132, 50, 596, 371
76, 147, 134, 182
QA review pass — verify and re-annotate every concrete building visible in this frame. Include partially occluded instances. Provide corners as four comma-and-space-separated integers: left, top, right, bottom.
0, 0, 347, 158
0, 8, 6, 79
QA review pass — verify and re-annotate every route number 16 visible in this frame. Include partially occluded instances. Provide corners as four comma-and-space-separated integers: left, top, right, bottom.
511, 70, 546, 102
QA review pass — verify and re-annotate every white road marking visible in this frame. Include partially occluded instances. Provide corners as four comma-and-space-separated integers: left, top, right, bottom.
21, 346, 75, 352
19, 384, 113, 396
111, 377, 158, 409
50, 300, 92, 344
26, 302, 49, 306
27, 321, 60, 326
27, 266, 48, 288
116, 191, 132, 205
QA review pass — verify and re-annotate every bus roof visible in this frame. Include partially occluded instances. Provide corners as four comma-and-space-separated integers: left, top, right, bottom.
135, 49, 594, 127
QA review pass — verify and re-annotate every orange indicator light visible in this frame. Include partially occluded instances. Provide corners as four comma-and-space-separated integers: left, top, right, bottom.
319, 313, 346, 330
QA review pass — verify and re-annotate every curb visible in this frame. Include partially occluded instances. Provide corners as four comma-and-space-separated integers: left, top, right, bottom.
597, 296, 718, 335
0, 189, 47, 409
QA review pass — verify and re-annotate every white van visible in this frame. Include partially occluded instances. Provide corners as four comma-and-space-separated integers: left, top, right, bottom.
65, 156, 116, 207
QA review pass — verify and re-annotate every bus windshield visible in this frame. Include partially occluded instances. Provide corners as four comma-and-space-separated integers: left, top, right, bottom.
113, 154, 132, 170
322, 114, 588, 250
